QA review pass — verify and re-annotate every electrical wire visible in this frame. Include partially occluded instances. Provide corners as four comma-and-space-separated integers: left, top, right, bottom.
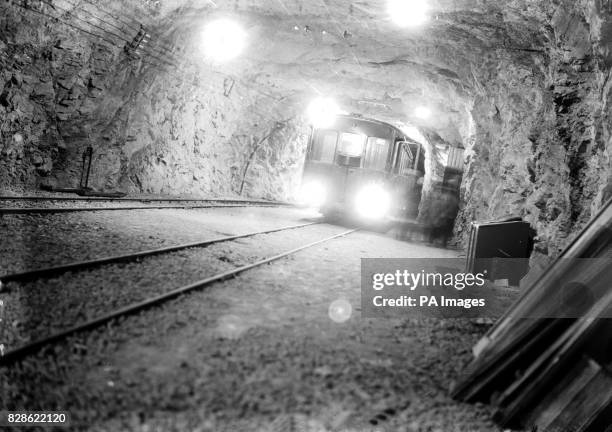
9, 0, 180, 73
7, 1, 211, 90
33, 0, 178, 67
5, 0, 178, 67
58, 1, 280, 90
77, 0, 178, 52
80, 0, 143, 34
60, 0, 178, 56
9, 0, 118, 46
5, 0, 285, 101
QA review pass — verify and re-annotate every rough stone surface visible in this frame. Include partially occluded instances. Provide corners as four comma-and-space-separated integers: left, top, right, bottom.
0, 2, 307, 200
1, 207, 510, 431
2, 0, 612, 254
455, 1, 612, 255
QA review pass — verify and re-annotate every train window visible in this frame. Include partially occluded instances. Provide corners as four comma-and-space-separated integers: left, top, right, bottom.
337, 133, 366, 157
364, 137, 390, 170
396, 142, 415, 175
311, 130, 338, 163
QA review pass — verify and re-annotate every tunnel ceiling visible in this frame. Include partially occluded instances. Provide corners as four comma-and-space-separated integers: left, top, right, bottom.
138, 0, 560, 145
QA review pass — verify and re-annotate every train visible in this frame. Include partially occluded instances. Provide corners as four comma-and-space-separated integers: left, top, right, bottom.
298, 114, 425, 222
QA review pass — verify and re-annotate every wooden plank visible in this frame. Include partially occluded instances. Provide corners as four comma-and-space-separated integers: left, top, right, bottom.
544, 365, 612, 432
451, 318, 571, 402
526, 356, 601, 430
453, 201, 612, 405
475, 201, 612, 347
494, 289, 612, 426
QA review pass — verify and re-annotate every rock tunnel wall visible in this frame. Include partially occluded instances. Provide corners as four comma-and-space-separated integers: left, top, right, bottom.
0, 3, 307, 200
3, 0, 612, 256
122, 67, 307, 199
455, 0, 612, 256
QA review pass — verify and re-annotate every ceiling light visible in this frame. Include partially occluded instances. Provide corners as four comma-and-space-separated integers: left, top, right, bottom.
201, 18, 246, 62
306, 97, 341, 128
414, 106, 432, 119
387, 0, 429, 27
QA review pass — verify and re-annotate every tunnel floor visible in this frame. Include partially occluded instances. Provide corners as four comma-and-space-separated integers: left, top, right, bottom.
1, 206, 514, 431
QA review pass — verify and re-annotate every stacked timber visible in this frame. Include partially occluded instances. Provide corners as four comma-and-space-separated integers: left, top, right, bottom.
452, 200, 612, 431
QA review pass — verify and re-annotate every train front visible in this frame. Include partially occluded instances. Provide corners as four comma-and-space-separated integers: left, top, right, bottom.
298, 115, 411, 223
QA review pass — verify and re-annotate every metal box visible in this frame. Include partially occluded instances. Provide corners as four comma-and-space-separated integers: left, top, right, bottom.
466, 218, 534, 285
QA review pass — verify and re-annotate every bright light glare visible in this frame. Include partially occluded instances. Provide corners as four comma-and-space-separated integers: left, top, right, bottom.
355, 184, 391, 219
201, 19, 246, 62
329, 299, 352, 323
298, 180, 327, 208
337, 133, 366, 156
387, 0, 429, 27
307, 97, 340, 128
415, 106, 432, 119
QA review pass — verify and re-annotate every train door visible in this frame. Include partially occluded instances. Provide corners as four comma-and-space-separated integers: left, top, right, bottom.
308, 129, 338, 163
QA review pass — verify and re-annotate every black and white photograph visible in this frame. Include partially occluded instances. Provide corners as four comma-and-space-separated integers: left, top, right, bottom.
1, 0, 612, 430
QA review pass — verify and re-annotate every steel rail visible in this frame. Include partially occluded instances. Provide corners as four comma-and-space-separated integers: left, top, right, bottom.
0, 196, 288, 205
0, 222, 318, 285
0, 203, 284, 215
0, 228, 357, 366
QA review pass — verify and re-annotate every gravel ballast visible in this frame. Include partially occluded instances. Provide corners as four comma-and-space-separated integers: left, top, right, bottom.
0, 206, 518, 432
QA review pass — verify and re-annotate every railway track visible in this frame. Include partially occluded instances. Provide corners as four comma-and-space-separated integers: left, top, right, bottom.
0, 196, 291, 214
0, 223, 357, 366
0, 222, 317, 285
0, 203, 284, 215
0, 195, 288, 205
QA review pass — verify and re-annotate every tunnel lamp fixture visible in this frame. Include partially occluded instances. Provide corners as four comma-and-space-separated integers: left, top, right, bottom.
201, 18, 246, 62
414, 106, 432, 119
306, 97, 341, 128
387, 0, 429, 27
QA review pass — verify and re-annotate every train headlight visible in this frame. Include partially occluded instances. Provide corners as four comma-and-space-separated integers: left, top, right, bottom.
355, 184, 391, 219
298, 180, 327, 208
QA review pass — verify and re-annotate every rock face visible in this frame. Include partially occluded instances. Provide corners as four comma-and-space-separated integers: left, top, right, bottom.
456, 1, 612, 255
122, 68, 307, 198
0, 2, 306, 200
1, 0, 612, 255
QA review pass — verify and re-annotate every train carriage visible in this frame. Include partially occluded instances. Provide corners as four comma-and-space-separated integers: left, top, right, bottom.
299, 114, 425, 222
